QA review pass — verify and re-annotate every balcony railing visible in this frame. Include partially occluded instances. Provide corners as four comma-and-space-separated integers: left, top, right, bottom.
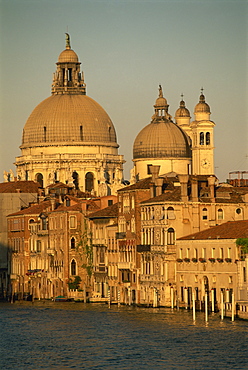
116, 232, 126, 239
117, 262, 133, 270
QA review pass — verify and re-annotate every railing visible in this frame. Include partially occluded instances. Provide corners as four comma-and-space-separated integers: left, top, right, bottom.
117, 262, 133, 270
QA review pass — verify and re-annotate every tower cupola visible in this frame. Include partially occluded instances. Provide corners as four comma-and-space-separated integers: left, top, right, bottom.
52, 33, 86, 95
194, 90, 211, 121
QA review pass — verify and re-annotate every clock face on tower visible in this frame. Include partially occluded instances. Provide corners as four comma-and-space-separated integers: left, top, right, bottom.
201, 158, 210, 168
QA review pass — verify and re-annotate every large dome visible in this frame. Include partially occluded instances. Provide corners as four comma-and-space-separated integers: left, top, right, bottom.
133, 120, 191, 159
21, 94, 118, 148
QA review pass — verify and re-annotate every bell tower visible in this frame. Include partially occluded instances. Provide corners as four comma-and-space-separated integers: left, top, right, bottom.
190, 90, 215, 175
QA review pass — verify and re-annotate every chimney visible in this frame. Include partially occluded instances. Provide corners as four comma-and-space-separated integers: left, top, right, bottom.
155, 178, 164, 196
208, 176, 216, 202
191, 177, 198, 202
149, 165, 161, 183
178, 174, 189, 202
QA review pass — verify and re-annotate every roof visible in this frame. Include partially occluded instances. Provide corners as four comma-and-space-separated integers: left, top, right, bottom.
178, 220, 248, 240
88, 202, 119, 219
118, 177, 152, 192
141, 187, 182, 204
21, 94, 117, 149
7, 200, 52, 217
0, 181, 40, 194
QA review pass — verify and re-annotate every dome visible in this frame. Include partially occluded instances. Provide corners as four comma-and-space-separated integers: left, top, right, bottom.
133, 120, 191, 159
194, 93, 210, 113
21, 94, 117, 148
58, 48, 79, 63
155, 96, 167, 107
175, 99, 190, 118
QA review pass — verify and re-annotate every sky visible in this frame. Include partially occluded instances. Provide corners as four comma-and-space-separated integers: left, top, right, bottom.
0, 0, 247, 182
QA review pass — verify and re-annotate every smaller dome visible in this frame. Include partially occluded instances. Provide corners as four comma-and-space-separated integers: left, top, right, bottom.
175, 99, 190, 118
194, 93, 210, 113
58, 49, 79, 63
154, 85, 168, 107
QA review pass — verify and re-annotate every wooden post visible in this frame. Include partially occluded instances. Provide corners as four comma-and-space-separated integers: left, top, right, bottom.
211, 289, 215, 312
205, 292, 208, 322
231, 292, 235, 322
117, 289, 120, 307
192, 291, 196, 322
221, 290, 224, 320
108, 289, 111, 308
171, 287, 174, 309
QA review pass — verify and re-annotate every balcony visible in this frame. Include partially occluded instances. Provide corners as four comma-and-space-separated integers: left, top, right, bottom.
140, 275, 166, 282
117, 262, 133, 270
116, 232, 126, 239
94, 264, 107, 273
137, 245, 151, 253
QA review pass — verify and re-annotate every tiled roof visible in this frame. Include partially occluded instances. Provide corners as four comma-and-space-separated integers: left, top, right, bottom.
7, 200, 52, 217
141, 187, 182, 204
0, 181, 40, 194
178, 220, 248, 240
46, 182, 71, 189
118, 177, 152, 192
88, 202, 119, 219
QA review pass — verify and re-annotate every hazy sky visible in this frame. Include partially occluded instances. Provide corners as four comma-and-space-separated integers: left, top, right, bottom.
0, 0, 247, 182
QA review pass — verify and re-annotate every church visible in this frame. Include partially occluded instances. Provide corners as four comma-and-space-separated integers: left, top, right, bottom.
15, 34, 215, 193
15, 34, 125, 196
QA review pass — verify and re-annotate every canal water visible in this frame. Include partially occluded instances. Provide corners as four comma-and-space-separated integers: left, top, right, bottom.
0, 302, 247, 369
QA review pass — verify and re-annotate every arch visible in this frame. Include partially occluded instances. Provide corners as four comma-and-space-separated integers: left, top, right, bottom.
217, 208, 223, 220
85, 172, 94, 192
200, 132, 204, 145
206, 132, 210, 145
202, 208, 208, 220
71, 237, 76, 249
167, 206, 175, 220
36, 173, 43, 188
167, 227, 175, 245
72, 171, 79, 190
71, 259, 76, 276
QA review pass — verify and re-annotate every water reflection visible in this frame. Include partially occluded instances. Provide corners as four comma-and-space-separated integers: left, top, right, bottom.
0, 302, 247, 369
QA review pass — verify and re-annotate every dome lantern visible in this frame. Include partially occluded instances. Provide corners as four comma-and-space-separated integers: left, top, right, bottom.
52, 33, 86, 95
194, 88, 211, 120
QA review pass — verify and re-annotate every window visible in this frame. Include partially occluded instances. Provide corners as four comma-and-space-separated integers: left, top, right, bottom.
36, 173, 43, 188
71, 237, 76, 249
217, 208, 223, 220
243, 267, 246, 283
167, 228, 175, 245
200, 132, 204, 145
206, 132, 210, 145
108, 199, 113, 207
70, 216, 77, 229
202, 208, 208, 220
80, 125, 83, 140
72, 171, 79, 190
167, 207, 175, 220
36, 240, 41, 253
71, 259, 76, 276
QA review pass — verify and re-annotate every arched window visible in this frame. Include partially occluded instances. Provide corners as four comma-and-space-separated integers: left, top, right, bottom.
217, 208, 223, 220
167, 228, 175, 245
36, 173, 43, 188
71, 259, 76, 276
167, 207, 175, 220
72, 171, 79, 190
43, 127, 47, 142
80, 125, 83, 140
85, 172, 94, 192
200, 132, 204, 145
71, 237, 76, 249
202, 208, 208, 220
206, 132, 210, 145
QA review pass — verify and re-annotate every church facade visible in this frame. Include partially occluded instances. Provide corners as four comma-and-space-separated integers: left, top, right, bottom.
15, 34, 125, 196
